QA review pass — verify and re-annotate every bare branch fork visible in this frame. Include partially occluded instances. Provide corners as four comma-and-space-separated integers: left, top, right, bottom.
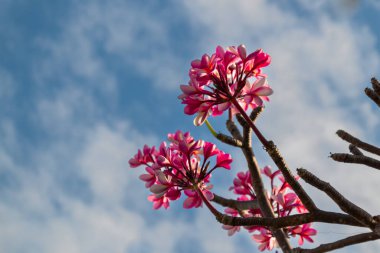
209, 78, 380, 252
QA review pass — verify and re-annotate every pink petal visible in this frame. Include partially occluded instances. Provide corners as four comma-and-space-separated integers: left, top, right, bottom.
180, 84, 197, 94
139, 174, 154, 181
254, 86, 273, 96
203, 190, 214, 200
203, 142, 218, 159
128, 158, 140, 168
150, 184, 168, 195
216, 152, 233, 169
217, 101, 231, 112
193, 111, 209, 126
191, 59, 201, 68
183, 197, 196, 209
238, 44, 247, 59
156, 170, 170, 184
253, 77, 267, 88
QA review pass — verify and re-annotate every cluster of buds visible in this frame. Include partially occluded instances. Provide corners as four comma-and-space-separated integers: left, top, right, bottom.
223, 166, 316, 251
129, 130, 232, 209
179, 45, 273, 126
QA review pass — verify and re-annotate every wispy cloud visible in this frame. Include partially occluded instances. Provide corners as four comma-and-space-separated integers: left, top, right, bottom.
1, 0, 380, 252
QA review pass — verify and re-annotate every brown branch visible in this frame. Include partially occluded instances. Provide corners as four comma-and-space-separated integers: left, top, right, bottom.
236, 107, 263, 127
216, 210, 365, 228
236, 113, 248, 128
364, 87, 380, 107
235, 114, 317, 213
242, 145, 292, 251
265, 141, 318, 212
235, 119, 292, 252
371, 77, 380, 95
330, 153, 380, 170
226, 120, 243, 141
297, 168, 376, 227
211, 194, 259, 210
293, 232, 380, 253
336, 130, 380, 156
349, 144, 363, 156
249, 106, 264, 121
236, 113, 253, 148
216, 133, 243, 147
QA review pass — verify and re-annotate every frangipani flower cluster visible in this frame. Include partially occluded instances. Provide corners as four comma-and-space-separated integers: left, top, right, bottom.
129, 45, 322, 251
129, 130, 233, 209
223, 166, 317, 251
179, 45, 273, 126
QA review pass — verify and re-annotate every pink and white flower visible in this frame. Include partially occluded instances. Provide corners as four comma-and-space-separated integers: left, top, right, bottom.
252, 228, 278, 252
129, 130, 232, 209
223, 167, 317, 250
179, 45, 273, 125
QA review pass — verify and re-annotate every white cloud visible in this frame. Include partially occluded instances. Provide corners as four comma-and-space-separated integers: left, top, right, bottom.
34, 0, 184, 92
0, 119, 186, 253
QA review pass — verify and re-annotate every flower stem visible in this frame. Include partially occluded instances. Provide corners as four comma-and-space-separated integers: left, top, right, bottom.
205, 120, 218, 137
230, 98, 269, 147
196, 187, 221, 218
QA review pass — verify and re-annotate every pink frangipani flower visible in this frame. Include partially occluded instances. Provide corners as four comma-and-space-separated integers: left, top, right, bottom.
179, 45, 273, 126
129, 130, 232, 209
252, 228, 277, 252
223, 167, 317, 249
290, 223, 317, 245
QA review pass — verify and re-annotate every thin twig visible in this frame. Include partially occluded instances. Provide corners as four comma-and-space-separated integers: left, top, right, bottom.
330, 153, 380, 170
336, 130, 380, 156
265, 141, 317, 212
236, 113, 248, 128
293, 232, 380, 253
297, 168, 376, 227
371, 77, 380, 95
226, 120, 243, 141
349, 144, 363, 156
236, 113, 317, 213
236, 113, 252, 148
212, 194, 259, 210
216, 133, 243, 147
249, 106, 264, 121
365, 87, 380, 107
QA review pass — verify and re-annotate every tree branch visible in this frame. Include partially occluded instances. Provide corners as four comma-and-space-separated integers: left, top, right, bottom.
234, 119, 292, 252
212, 193, 259, 210
216, 210, 365, 228
371, 77, 380, 95
216, 133, 243, 147
226, 119, 243, 141
330, 153, 380, 170
336, 130, 380, 156
265, 141, 318, 212
349, 144, 363, 156
293, 232, 380, 253
297, 168, 376, 227
365, 87, 380, 107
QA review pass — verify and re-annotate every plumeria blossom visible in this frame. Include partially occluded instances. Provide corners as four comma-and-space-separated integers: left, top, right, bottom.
179, 45, 273, 126
223, 166, 317, 251
252, 229, 278, 252
129, 130, 233, 209
290, 223, 317, 246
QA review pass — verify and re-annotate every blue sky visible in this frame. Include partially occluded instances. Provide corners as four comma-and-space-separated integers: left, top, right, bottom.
1, 0, 380, 252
